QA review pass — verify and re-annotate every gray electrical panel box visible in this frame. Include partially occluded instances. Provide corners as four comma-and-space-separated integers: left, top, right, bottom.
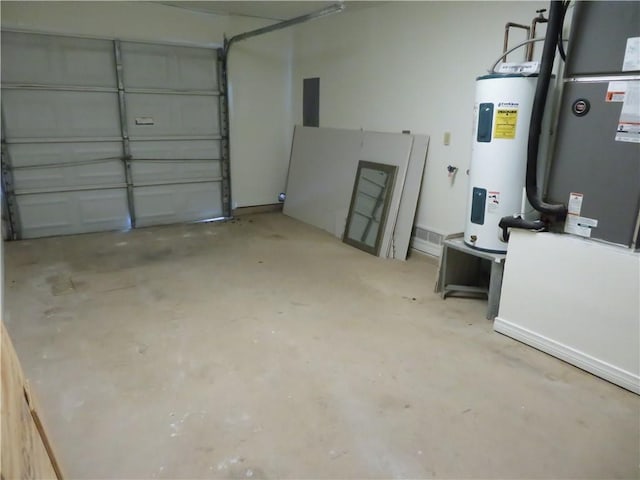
546, 1, 640, 248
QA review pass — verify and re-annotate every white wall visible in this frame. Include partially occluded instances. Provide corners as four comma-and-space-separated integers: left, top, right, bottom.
226, 18, 293, 208
0, 1, 293, 210
291, 1, 547, 236
495, 230, 640, 394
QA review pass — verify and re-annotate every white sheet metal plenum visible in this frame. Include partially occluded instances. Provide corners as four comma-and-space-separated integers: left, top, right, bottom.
1, 31, 224, 239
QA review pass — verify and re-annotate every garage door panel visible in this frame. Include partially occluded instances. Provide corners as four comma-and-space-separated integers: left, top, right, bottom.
8, 142, 122, 168
131, 161, 220, 185
17, 189, 130, 239
3, 91, 121, 139
129, 139, 220, 183
128, 139, 220, 159
1, 32, 116, 87
2, 31, 223, 239
134, 182, 223, 227
126, 94, 219, 138
9, 142, 124, 190
120, 42, 218, 91
13, 162, 125, 192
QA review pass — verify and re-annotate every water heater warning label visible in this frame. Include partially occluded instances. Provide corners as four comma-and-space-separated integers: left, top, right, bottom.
487, 191, 500, 213
494, 109, 518, 139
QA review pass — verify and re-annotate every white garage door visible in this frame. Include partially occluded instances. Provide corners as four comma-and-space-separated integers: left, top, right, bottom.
1, 31, 227, 239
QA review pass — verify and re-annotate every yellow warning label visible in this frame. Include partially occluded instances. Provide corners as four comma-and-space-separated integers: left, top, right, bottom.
494, 109, 518, 139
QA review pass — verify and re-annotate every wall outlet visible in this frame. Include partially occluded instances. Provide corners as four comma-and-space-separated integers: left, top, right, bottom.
444, 132, 451, 145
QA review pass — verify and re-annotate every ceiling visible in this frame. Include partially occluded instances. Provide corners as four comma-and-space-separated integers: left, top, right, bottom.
158, 1, 382, 21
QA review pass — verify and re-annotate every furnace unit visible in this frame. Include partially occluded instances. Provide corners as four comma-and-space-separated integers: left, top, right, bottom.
546, 1, 640, 248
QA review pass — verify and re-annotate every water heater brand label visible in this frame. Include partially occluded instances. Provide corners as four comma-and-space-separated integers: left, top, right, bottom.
493, 109, 518, 139
497, 62, 540, 75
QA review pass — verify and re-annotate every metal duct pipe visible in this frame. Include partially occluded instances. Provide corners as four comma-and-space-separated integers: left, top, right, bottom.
499, 215, 546, 242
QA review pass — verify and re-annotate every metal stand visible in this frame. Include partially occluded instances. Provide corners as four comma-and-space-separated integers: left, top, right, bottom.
436, 234, 506, 320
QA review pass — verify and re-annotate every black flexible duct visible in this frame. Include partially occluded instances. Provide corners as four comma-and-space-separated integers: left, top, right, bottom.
499, 0, 568, 241
557, 1, 570, 61
499, 216, 546, 242
525, 0, 568, 219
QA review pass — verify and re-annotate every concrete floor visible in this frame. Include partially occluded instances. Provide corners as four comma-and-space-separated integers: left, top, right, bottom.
3, 213, 639, 479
